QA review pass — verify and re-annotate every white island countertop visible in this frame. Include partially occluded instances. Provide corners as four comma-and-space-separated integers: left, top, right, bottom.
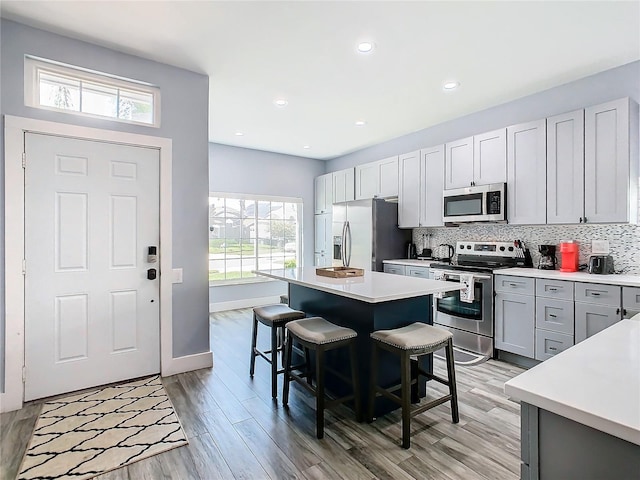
255, 268, 462, 303
504, 316, 640, 446
498, 267, 640, 287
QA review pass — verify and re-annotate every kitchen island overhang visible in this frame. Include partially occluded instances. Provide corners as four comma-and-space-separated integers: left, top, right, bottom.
255, 268, 463, 416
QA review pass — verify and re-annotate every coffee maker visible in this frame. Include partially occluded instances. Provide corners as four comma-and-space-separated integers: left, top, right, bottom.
538, 244, 557, 270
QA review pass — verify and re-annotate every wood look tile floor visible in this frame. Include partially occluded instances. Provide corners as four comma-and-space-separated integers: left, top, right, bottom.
1, 308, 525, 480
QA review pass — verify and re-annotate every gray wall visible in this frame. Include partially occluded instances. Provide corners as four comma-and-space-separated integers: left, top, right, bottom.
209, 143, 325, 304
326, 61, 640, 171
1, 18, 211, 394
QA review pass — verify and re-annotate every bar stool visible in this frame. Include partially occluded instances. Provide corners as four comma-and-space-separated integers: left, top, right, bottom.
250, 304, 305, 400
368, 322, 459, 449
283, 317, 361, 439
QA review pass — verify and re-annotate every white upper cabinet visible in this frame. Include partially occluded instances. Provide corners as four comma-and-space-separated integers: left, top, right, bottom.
398, 150, 421, 228
314, 173, 333, 214
332, 168, 355, 204
507, 120, 547, 225
397, 146, 445, 228
445, 129, 506, 189
547, 109, 585, 224
584, 98, 638, 224
445, 136, 473, 189
355, 155, 399, 200
547, 98, 638, 225
474, 128, 507, 185
421, 145, 445, 227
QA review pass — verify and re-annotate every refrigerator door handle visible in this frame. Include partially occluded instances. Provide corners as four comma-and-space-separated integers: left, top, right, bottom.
341, 221, 348, 267
345, 221, 352, 267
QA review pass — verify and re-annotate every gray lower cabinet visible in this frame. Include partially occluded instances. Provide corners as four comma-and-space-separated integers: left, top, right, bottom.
575, 282, 622, 343
534, 280, 575, 361
406, 266, 430, 279
575, 302, 621, 343
495, 292, 535, 358
383, 264, 406, 275
623, 286, 640, 318
535, 329, 573, 361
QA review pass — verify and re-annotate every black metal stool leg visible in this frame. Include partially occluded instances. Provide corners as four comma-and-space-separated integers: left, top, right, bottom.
349, 341, 362, 422
271, 323, 279, 400
283, 334, 293, 406
249, 313, 259, 377
368, 341, 379, 422
401, 351, 411, 449
315, 348, 325, 439
446, 339, 460, 423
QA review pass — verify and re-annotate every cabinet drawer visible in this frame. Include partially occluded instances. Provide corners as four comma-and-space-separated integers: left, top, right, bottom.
623, 287, 640, 313
406, 266, 430, 279
535, 279, 574, 300
574, 283, 621, 306
495, 275, 535, 295
535, 329, 574, 361
383, 264, 406, 276
535, 297, 574, 335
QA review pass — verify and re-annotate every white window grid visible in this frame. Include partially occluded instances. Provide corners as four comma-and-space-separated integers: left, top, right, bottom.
24, 56, 161, 127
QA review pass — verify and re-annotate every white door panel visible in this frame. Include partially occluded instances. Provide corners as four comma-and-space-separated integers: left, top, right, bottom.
25, 133, 160, 401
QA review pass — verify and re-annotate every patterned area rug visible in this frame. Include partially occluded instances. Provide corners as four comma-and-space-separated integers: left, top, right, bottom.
17, 376, 188, 480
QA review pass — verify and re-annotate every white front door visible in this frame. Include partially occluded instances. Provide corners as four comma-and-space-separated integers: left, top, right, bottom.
24, 133, 160, 401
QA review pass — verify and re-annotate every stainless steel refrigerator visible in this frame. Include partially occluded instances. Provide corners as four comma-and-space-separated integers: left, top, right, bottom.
331, 198, 411, 271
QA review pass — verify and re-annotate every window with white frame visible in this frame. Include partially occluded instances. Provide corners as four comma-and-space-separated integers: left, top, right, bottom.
209, 193, 303, 283
25, 56, 160, 127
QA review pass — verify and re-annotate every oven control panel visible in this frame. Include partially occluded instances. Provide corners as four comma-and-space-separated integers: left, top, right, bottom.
456, 241, 520, 258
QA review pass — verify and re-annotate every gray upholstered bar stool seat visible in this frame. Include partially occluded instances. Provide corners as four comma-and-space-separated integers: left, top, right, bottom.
368, 322, 459, 449
283, 317, 361, 439
250, 304, 305, 400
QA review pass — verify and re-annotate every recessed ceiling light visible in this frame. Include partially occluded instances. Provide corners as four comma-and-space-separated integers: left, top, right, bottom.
303, 145, 310, 149
357, 41, 375, 53
355, 120, 367, 126
443, 81, 460, 91
235, 131, 244, 136
273, 98, 288, 108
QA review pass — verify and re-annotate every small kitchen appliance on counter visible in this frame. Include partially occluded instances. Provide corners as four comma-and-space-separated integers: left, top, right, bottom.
432, 244, 454, 263
407, 242, 418, 259
538, 244, 557, 270
559, 241, 579, 272
588, 255, 614, 274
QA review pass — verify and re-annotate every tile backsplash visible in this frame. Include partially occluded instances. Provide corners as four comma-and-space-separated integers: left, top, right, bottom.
413, 224, 640, 274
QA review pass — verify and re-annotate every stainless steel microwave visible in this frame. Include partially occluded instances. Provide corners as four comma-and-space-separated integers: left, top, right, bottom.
442, 183, 507, 224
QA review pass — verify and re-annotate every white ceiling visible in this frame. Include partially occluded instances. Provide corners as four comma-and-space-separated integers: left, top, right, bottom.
2, 1, 639, 160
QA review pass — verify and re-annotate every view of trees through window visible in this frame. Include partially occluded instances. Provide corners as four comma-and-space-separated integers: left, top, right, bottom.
209, 195, 302, 282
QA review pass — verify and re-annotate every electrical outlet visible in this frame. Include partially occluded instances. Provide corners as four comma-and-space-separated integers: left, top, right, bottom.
172, 268, 183, 284
591, 240, 610, 255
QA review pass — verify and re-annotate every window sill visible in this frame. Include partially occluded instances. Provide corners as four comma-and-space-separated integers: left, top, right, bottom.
209, 277, 277, 287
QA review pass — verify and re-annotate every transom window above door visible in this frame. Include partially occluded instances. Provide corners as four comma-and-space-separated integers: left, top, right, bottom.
24, 56, 160, 127
209, 193, 303, 285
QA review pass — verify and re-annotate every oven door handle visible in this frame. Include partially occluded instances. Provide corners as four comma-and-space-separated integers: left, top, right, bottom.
437, 271, 492, 281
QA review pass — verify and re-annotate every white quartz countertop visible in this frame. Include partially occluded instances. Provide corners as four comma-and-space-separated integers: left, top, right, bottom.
504, 316, 640, 445
497, 267, 640, 287
255, 268, 462, 303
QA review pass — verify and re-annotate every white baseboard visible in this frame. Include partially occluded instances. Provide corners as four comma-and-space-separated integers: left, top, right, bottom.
209, 295, 282, 313
161, 351, 214, 377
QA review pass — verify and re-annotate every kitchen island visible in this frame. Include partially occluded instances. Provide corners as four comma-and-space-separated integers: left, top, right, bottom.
504, 315, 640, 479
255, 268, 462, 415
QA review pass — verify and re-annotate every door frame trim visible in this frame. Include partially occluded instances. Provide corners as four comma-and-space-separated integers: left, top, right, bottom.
3, 115, 175, 412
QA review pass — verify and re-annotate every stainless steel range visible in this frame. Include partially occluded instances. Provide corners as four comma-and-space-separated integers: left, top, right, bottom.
429, 240, 532, 363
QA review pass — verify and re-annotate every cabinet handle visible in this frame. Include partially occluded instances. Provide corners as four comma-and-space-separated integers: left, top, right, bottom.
579, 217, 583, 223
548, 287, 558, 291
549, 347, 558, 351
623, 308, 627, 316
509, 283, 519, 287
584, 217, 588, 223
616, 308, 621, 315
590, 292, 601, 296
549, 314, 557, 318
